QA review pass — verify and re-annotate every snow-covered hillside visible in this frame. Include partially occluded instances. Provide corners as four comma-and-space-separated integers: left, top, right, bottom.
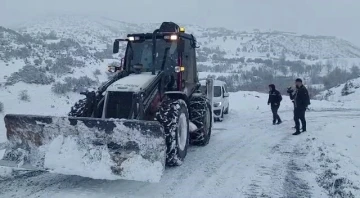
315, 77, 360, 106
0, 91, 359, 197
1, 14, 360, 95
13, 15, 360, 60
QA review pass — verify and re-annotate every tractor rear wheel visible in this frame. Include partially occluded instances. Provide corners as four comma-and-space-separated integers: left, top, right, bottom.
189, 95, 212, 146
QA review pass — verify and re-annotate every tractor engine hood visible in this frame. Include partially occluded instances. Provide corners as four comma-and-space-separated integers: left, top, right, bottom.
106, 72, 158, 92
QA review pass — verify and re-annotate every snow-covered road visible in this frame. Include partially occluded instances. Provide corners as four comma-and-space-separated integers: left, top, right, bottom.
0, 92, 359, 197
1, 109, 359, 197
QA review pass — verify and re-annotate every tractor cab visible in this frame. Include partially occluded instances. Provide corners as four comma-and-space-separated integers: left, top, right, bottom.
112, 22, 199, 93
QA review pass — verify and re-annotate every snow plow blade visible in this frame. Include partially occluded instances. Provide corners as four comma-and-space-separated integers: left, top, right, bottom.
1, 114, 166, 183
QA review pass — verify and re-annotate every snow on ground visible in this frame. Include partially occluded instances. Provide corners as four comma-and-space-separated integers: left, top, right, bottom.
198, 72, 234, 79
0, 90, 359, 197
0, 60, 26, 84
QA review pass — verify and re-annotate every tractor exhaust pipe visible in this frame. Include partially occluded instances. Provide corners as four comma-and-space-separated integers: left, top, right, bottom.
152, 29, 160, 75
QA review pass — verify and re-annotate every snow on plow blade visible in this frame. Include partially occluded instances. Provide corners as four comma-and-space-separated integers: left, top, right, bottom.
1, 114, 166, 183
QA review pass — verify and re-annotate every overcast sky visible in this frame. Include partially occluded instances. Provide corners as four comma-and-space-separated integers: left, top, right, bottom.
1, 0, 360, 46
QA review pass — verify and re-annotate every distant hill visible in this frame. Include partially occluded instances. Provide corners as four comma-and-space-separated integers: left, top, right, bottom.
1, 14, 360, 96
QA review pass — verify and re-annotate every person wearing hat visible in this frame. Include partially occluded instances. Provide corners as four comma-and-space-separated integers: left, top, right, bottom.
267, 84, 282, 125
292, 78, 311, 135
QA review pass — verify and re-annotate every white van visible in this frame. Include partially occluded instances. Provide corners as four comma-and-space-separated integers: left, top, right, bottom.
200, 80, 230, 121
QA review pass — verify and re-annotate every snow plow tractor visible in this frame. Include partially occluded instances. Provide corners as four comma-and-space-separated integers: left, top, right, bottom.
0, 22, 214, 183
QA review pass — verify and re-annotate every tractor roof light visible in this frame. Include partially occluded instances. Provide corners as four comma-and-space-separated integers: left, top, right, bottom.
170, 35, 178, 40
164, 35, 178, 40
128, 36, 140, 41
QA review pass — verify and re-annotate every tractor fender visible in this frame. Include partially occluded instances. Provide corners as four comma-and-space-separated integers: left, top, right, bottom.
164, 91, 188, 104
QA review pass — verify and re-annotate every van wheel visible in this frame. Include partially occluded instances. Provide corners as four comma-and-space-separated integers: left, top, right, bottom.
224, 105, 229, 114
219, 110, 224, 122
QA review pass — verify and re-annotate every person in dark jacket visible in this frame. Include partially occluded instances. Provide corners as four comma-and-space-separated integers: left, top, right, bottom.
292, 78, 311, 135
287, 86, 296, 129
268, 84, 282, 125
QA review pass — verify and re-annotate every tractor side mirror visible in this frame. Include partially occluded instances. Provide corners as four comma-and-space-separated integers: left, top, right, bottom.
223, 92, 229, 97
177, 39, 185, 53
113, 40, 119, 53
108, 65, 121, 73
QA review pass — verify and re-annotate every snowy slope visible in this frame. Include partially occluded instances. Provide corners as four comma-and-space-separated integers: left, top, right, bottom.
0, 91, 359, 197
2, 15, 360, 95
315, 77, 360, 107
14, 15, 360, 60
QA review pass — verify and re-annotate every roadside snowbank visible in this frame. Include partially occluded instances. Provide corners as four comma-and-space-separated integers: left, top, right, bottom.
315, 77, 360, 108
228, 91, 347, 113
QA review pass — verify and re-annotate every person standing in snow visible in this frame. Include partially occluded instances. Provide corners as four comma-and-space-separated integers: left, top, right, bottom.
268, 84, 282, 125
287, 86, 296, 129
292, 78, 311, 135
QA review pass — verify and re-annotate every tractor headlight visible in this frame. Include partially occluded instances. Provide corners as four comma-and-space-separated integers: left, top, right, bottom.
214, 102, 222, 107
175, 66, 180, 72
174, 66, 185, 73
170, 35, 178, 40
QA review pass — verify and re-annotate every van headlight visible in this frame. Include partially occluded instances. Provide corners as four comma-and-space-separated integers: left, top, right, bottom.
214, 102, 222, 107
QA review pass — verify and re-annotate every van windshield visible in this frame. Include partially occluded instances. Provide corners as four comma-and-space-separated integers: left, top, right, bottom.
214, 86, 221, 97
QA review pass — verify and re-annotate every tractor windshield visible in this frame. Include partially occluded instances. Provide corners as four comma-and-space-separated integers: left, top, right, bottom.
125, 39, 178, 72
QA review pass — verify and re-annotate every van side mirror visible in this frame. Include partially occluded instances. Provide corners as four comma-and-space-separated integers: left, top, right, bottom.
223, 92, 229, 97
113, 40, 119, 53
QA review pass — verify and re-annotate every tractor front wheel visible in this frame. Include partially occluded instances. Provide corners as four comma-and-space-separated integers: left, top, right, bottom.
156, 99, 189, 166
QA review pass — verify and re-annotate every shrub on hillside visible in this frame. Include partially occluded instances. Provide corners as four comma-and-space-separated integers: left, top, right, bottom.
19, 90, 30, 102
42, 31, 58, 40
51, 76, 97, 94
48, 56, 86, 77
34, 58, 43, 66
51, 82, 72, 94
0, 101, 3, 113
48, 63, 72, 77
323, 67, 352, 89
94, 44, 114, 60
3, 47, 32, 60
93, 69, 101, 75
6, 65, 55, 85
341, 82, 355, 96
47, 39, 81, 52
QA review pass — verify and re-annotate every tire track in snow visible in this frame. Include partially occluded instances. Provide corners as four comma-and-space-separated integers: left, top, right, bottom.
247, 110, 360, 198
159, 111, 258, 197
243, 118, 293, 197
194, 111, 296, 197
